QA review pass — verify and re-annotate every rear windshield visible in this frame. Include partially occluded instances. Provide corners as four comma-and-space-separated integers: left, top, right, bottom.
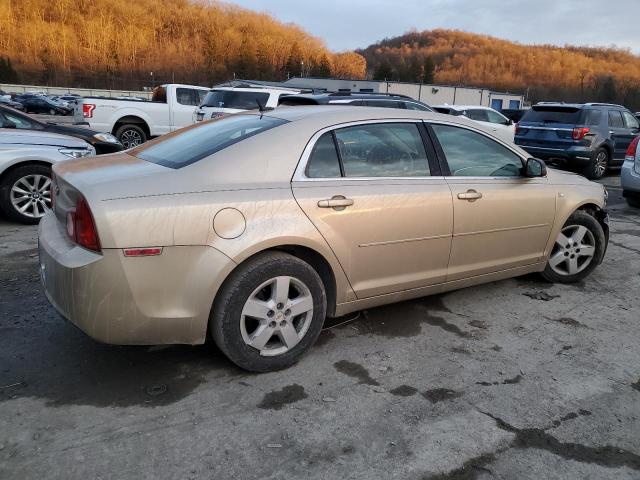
201, 90, 270, 110
132, 115, 287, 168
521, 106, 584, 124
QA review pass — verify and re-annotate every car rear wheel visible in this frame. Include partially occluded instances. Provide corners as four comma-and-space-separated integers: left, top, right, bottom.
583, 147, 609, 180
0, 164, 52, 224
541, 211, 605, 283
115, 124, 147, 149
624, 194, 640, 208
210, 251, 326, 372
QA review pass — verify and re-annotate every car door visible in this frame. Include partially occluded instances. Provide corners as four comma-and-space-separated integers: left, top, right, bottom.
428, 122, 556, 281
621, 111, 640, 157
170, 88, 204, 130
608, 110, 634, 160
292, 120, 453, 299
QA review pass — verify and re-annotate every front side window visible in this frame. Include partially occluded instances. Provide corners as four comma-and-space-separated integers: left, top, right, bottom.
622, 111, 639, 130
486, 110, 508, 125
334, 123, 430, 177
201, 90, 270, 110
432, 124, 523, 177
608, 110, 624, 128
132, 115, 287, 168
465, 109, 489, 122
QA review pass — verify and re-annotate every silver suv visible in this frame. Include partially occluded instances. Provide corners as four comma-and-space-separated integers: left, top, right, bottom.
0, 129, 94, 224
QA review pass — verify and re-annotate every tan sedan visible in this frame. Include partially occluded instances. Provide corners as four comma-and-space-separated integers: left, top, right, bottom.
39, 107, 609, 371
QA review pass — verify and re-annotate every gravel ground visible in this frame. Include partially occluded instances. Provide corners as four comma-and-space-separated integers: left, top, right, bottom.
0, 174, 638, 480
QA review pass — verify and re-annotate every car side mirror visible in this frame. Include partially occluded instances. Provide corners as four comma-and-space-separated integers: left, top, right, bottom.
524, 158, 547, 177
506, 119, 514, 126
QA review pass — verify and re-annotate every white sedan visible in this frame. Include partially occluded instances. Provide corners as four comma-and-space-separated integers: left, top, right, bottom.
433, 105, 516, 143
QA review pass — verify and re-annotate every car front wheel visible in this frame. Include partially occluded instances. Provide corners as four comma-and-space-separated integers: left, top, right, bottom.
541, 211, 606, 283
583, 147, 609, 180
0, 164, 52, 224
210, 252, 327, 372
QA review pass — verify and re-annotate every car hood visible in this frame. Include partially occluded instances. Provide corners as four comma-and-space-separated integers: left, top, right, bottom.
546, 166, 596, 186
0, 130, 90, 148
44, 123, 98, 141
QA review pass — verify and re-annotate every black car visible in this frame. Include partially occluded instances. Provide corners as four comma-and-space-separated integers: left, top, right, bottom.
279, 92, 433, 111
0, 96, 25, 111
515, 102, 640, 179
16, 96, 72, 115
501, 108, 527, 123
0, 105, 124, 154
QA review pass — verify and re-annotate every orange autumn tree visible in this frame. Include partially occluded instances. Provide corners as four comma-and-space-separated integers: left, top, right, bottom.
0, 0, 366, 89
359, 29, 640, 109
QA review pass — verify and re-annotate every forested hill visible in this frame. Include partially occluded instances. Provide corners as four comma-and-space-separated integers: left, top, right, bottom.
358, 29, 640, 108
0, 0, 366, 89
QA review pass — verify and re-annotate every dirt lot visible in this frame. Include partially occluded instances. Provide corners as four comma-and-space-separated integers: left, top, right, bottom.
0, 175, 639, 480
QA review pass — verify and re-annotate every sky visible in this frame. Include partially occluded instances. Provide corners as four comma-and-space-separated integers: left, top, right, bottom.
229, 0, 640, 54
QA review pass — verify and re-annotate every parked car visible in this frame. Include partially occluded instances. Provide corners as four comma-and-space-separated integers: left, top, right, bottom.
0, 129, 94, 223
432, 105, 515, 142
622, 136, 640, 207
279, 92, 433, 112
82, 84, 210, 148
195, 84, 302, 122
515, 102, 640, 179
39, 106, 608, 372
18, 96, 72, 115
0, 96, 25, 111
0, 105, 123, 155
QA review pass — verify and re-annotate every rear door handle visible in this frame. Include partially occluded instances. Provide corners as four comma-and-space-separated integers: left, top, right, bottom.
318, 196, 354, 210
457, 190, 483, 201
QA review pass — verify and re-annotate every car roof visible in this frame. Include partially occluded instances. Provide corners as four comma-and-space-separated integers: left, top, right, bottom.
433, 104, 498, 112
533, 102, 626, 110
212, 86, 300, 94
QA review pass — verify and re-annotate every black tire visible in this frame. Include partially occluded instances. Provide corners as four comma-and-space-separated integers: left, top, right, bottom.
210, 251, 327, 372
541, 211, 606, 284
0, 164, 52, 224
115, 124, 147, 149
624, 194, 640, 208
583, 147, 609, 180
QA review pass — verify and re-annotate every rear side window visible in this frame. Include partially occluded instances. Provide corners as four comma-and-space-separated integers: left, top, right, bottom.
202, 90, 270, 110
306, 133, 341, 178
405, 102, 431, 111
132, 115, 287, 168
608, 110, 624, 128
622, 111, 639, 129
585, 110, 602, 126
432, 124, 523, 177
176, 88, 197, 106
365, 100, 405, 109
335, 123, 430, 177
521, 107, 582, 124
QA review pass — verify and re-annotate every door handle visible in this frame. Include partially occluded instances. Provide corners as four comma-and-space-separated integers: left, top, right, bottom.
317, 196, 354, 210
457, 190, 483, 201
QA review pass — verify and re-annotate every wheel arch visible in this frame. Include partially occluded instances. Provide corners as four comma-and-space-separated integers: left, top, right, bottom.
111, 115, 150, 138
0, 159, 52, 182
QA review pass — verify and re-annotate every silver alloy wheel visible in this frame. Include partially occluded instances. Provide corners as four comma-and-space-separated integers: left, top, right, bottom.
594, 151, 607, 178
10, 174, 51, 219
548, 224, 596, 276
240, 275, 314, 357
120, 129, 143, 148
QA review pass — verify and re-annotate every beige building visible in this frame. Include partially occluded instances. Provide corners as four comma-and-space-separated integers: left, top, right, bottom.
284, 77, 525, 110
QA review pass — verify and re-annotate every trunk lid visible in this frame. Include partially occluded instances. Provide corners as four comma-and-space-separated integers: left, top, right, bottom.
515, 106, 586, 150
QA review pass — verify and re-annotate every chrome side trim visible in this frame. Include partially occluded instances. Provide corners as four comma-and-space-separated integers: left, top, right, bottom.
359, 234, 450, 248
519, 126, 573, 132
453, 223, 550, 237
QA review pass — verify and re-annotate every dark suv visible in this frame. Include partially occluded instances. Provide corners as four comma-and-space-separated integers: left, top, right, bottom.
515, 103, 640, 179
278, 92, 432, 112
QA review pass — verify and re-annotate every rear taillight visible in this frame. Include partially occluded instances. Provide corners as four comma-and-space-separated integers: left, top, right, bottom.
66, 195, 101, 253
572, 127, 590, 140
515, 123, 521, 135
626, 136, 639, 161
83, 103, 96, 118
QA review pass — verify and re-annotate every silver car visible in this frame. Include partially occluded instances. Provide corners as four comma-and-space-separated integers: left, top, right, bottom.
0, 129, 95, 223
622, 136, 640, 207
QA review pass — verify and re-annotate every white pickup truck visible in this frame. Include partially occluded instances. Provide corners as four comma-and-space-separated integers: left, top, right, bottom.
81, 84, 210, 148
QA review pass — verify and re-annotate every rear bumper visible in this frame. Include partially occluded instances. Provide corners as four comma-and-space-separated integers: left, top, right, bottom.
38, 211, 236, 345
516, 144, 594, 164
